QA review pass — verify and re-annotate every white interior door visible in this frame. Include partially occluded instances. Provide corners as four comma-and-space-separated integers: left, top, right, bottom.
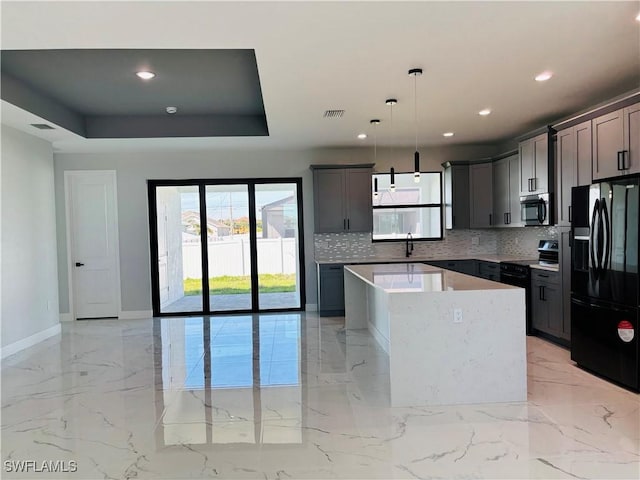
67, 171, 120, 319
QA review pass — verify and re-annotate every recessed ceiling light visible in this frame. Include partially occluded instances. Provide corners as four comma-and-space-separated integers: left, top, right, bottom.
479, 109, 491, 116
357, 133, 367, 140
136, 71, 155, 80
535, 71, 553, 82
636, 12, 640, 21
443, 132, 454, 137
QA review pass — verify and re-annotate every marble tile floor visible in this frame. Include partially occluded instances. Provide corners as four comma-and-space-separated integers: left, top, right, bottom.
1, 313, 639, 479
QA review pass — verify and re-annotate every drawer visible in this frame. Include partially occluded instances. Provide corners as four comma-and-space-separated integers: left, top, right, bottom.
319, 264, 344, 273
531, 269, 559, 285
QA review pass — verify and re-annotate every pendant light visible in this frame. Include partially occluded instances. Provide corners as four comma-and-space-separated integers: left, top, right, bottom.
371, 119, 381, 199
386, 98, 397, 192
409, 68, 423, 183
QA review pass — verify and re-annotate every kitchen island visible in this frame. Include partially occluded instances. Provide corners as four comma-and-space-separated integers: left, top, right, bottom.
344, 263, 527, 407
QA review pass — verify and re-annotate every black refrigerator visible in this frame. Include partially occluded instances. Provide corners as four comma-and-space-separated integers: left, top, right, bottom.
571, 177, 639, 391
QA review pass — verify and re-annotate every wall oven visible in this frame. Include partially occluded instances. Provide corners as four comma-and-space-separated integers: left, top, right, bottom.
520, 193, 550, 226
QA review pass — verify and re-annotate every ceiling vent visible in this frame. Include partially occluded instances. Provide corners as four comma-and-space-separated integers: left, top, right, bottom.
323, 109, 345, 118
30, 123, 55, 130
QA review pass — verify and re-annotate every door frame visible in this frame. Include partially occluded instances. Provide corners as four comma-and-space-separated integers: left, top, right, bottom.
148, 177, 306, 317
64, 170, 122, 320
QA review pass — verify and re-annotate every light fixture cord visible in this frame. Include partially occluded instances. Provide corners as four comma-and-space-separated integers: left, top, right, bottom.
414, 73, 418, 152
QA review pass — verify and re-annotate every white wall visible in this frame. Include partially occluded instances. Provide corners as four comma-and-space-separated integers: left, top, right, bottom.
53, 144, 499, 312
1, 125, 60, 350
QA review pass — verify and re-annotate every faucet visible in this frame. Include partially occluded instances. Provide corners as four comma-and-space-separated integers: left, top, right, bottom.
405, 232, 414, 258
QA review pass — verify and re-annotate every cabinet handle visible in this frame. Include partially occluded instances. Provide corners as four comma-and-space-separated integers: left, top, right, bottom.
343, 219, 346, 230
489, 213, 492, 226
504, 213, 508, 224
528, 178, 532, 192
538, 274, 549, 278
347, 218, 350, 230
539, 285, 546, 301
622, 150, 629, 170
508, 212, 511, 224
568, 205, 572, 223
532, 178, 537, 191
618, 151, 624, 171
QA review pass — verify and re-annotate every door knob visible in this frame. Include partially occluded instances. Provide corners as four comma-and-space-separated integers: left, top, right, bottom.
75, 262, 85, 267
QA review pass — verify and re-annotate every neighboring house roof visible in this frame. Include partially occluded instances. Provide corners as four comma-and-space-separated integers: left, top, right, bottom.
261, 195, 295, 211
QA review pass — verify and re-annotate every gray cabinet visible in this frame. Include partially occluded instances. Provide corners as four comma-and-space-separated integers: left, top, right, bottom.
519, 132, 551, 196
443, 163, 470, 229
593, 103, 640, 180
469, 162, 493, 228
311, 164, 374, 233
492, 154, 521, 227
556, 121, 592, 226
531, 269, 563, 338
425, 259, 478, 276
477, 261, 500, 281
559, 227, 571, 342
317, 264, 345, 316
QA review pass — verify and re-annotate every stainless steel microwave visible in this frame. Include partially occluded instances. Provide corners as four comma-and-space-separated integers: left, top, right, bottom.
520, 193, 550, 226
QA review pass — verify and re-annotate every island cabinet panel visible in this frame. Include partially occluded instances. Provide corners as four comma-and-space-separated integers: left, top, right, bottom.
519, 133, 550, 196
592, 103, 640, 180
317, 264, 345, 316
556, 121, 592, 226
469, 163, 493, 228
531, 269, 564, 340
311, 164, 373, 233
343, 263, 527, 407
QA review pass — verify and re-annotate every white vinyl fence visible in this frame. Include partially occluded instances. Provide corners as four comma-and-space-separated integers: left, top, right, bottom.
182, 238, 297, 279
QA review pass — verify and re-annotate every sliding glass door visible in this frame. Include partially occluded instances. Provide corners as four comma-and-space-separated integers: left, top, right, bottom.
255, 183, 301, 310
149, 179, 304, 316
205, 185, 253, 312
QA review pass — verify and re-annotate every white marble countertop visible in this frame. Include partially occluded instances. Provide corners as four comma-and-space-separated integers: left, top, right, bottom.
316, 254, 537, 265
344, 263, 519, 293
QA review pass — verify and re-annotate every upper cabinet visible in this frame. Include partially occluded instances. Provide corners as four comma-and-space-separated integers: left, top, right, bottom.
469, 162, 493, 228
443, 162, 470, 229
311, 164, 374, 233
592, 103, 640, 180
555, 121, 592, 226
519, 132, 551, 196
492, 154, 521, 227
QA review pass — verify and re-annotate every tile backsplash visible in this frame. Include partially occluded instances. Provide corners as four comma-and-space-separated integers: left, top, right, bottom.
314, 226, 558, 261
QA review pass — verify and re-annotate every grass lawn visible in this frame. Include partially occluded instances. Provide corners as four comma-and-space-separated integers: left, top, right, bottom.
184, 274, 296, 296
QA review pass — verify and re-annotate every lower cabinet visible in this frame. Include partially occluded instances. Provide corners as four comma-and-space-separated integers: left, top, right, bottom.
531, 270, 564, 341
317, 264, 345, 316
425, 259, 478, 276
477, 261, 500, 281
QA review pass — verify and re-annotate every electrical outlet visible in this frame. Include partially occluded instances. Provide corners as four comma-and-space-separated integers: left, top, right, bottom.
471, 237, 479, 246
453, 308, 463, 323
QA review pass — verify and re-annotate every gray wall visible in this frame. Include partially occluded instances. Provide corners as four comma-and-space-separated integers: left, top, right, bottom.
53, 144, 500, 313
2, 126, 59, 347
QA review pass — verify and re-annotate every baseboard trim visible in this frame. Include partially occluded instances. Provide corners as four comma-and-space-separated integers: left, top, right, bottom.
1, 323, 62, 360
305, 303, 318, 312
60, 313, 73, 322
119, 310, 153, 320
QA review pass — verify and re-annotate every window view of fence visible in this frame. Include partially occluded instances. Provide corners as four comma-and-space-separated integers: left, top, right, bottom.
154, 181, 302, 314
